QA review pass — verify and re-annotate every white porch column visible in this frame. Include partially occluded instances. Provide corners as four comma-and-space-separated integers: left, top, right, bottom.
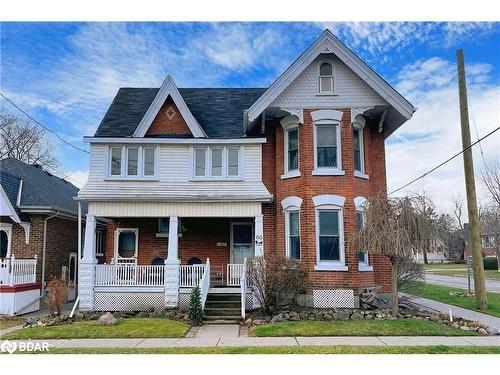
254, 214, 264, 257
165, 216, 180, 308
79, 214, 96, 311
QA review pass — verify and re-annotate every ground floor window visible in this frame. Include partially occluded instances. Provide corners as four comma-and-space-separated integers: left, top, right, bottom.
317, 210, 341, 262
286, 210, 301, 260
356, 210, 369, 267
0, 230, 8, 258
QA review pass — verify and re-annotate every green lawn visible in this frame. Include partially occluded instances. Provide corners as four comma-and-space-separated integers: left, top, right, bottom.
17, 346, 500, 354
423, 263, 467, 270
407, 282, 500, 318
3, 318, 188, 340
0, 317, 25, 330
251, 319, 475, 337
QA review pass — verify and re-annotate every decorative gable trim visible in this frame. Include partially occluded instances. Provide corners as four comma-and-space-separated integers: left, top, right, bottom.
247, 30, 415, 122
133, 75, 207, 138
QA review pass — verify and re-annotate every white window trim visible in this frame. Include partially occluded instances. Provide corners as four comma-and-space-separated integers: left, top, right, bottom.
114, 228, 139, 263
317, 59, 336, 95
313, 195, 347, 271
0, 223, 13, 258
280, 115, 301, 179
352, 115, 369, 179
354, 196, 372, 271
190, 145, 243, 181
156, 218, 183, 238
311, 110, 344, 176
285, 209, 301, 260
106, 145, 159, 180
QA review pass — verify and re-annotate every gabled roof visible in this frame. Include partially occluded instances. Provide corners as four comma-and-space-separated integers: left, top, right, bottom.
247, 29, 415, 126
94, 87, 267, 138
133, 75, 206, 138
0, 158, 84, 216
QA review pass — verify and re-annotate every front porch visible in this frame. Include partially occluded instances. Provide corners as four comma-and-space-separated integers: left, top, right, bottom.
78, 207, 263, 316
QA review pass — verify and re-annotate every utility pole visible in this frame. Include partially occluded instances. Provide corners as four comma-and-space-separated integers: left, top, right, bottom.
457, 49, 487, 309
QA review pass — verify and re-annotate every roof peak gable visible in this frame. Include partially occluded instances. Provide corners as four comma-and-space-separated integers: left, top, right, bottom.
247, 29, 415, 123
133, 75, 207, 138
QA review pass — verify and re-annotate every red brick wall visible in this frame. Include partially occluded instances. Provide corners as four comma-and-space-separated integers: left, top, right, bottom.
104, 218, 231, 274
1, 215, 77, 284
262, 109, 392, 293
145, 96, 192, 136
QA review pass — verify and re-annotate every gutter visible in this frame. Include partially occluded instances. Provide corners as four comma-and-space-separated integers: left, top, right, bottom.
41, 211, 59, 294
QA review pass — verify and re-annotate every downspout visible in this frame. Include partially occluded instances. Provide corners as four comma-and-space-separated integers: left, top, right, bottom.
77, 201, 82, 298
42, 211, 59, 295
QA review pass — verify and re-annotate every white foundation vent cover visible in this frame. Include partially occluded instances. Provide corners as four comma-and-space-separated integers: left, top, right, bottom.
313, 289, 355, 308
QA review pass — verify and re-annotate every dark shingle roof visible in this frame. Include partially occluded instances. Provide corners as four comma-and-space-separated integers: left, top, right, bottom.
94, 88, 267, 138
0, 158, 83, 216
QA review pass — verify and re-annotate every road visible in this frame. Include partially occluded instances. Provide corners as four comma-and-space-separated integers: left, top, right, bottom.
425, 273, 500, 293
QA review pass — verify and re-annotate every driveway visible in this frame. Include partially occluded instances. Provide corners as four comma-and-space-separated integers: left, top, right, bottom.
425, 273, 500, 293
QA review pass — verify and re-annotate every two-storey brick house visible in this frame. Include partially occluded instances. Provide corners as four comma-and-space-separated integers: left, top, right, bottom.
77, 30, 415, 318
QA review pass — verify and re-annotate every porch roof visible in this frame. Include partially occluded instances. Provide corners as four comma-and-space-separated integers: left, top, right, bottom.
78, 181, 273, 202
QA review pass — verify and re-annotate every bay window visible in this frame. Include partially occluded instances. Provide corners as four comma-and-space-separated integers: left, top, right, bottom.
311, 110, 344, 175
108, 145, 157, 179
280, 115, 301, 179
286, 210, 301, 260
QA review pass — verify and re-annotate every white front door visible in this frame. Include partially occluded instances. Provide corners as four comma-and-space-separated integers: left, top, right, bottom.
231, 222, 254, 264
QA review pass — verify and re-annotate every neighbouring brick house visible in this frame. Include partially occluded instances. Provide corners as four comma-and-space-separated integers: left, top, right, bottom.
0, 158, 87, 315
76, 30, 415, 319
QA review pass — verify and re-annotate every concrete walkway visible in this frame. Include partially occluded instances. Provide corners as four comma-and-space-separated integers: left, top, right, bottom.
405, 295, 500, 330
4, 335, 500, 349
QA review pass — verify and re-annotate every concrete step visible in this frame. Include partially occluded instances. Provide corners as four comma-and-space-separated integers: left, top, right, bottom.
203, 319, 241, 324
205, 301, 241, 308
204, 315, 241, 321
204, 307, 241, 316
206, 293, 240, 302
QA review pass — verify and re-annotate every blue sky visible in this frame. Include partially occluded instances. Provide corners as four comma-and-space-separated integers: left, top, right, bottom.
1, 22, 499, 212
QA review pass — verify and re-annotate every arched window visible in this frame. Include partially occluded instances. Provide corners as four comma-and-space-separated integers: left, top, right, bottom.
281, 196, 303, 260
318, 61, 334, 94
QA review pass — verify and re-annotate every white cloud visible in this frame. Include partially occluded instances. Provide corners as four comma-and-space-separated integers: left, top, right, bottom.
65, 170, 89, 188
387, 56, 500, 215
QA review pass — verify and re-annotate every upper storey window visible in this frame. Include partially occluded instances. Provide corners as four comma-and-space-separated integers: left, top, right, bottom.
318, 60, 334, 94
193, 146, 242, 180
311, 110, 344, 176
108, 146, 158, 179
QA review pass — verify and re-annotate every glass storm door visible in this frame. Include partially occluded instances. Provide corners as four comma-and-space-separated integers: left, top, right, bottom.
231, 223, 254, 264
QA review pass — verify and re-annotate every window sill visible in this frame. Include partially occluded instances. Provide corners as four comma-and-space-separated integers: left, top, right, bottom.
314, 264, 348, 272
358, 265, 373, 272
281, 171, 301, 180
155, 233, 183, 238
315, 92, 338, 97
189, 178, 244, 182
354, 171, 370, 180
312, 169, 345, 176
105, 177, 159, 182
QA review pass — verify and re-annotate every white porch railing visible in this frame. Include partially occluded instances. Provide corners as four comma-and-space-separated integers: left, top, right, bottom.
94, 265, 165, 287
199, 259, 210, 309
240, 258, 247, 319
227, 263, 245, 286
0, 256, 37, 286
179, 264, 205, 287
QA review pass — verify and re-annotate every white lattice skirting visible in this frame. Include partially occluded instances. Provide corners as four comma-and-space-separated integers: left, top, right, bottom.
94, 292, 164, 311
313, 289, 355, 308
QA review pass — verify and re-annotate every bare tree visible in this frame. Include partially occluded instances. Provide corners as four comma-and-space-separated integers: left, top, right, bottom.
451, 195, 465, 230
481, 160, 500, 206
348, 195, 438, 316
0, 112, 58, 168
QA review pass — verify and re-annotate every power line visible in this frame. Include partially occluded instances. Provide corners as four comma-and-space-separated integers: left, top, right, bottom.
389, 125, 500, 195
0, 92, 89, 154
43, 164, 86, 187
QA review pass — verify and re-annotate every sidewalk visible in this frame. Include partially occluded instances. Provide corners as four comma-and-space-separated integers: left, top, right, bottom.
4, 336, 500, 348
405, 295, 500, 330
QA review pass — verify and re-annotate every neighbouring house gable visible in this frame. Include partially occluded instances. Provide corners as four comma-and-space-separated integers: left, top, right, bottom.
133, 75, 206, 138
271, 54, 389, 109
145, 96, 193, 137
